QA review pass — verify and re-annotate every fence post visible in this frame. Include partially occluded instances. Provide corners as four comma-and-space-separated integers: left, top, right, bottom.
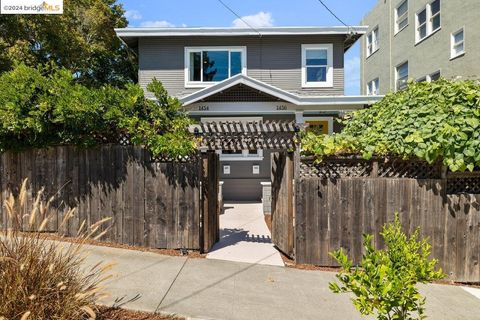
200, 151, 219, 253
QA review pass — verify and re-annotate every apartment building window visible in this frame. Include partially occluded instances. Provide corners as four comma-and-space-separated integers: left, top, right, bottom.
367, 78, 380, 95
429, 70, 441, 81
396, 61, 408, 90
301, 44, 333, 87
395, 0, 408, 34
416, 0, 441, 43
185, 47, 246, 87
451, 28, 465, 59
417, 76, 427, 83
418, 71, 441, 83
366, 26, 379, 57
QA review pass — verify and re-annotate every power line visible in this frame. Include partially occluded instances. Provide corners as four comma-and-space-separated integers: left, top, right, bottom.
314, 0, 356, 33
216, 0, 262, 36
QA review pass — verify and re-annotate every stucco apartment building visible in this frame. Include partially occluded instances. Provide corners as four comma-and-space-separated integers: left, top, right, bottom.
361, 0, 480, 95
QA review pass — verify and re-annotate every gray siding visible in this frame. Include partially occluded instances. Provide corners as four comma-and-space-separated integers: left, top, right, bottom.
361, 0, 480, 95
139, 35, 345, 98
220, 150, 276, 201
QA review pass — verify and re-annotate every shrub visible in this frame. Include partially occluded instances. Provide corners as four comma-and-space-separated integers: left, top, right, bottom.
329, 215, 445, 320
0, 64, 195, 159
302, 79, 480, 171
0, 179, 112, 319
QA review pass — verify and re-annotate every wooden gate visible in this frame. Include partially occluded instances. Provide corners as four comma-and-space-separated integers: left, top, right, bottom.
271, 151, 295, 257
201, 151, 220, 252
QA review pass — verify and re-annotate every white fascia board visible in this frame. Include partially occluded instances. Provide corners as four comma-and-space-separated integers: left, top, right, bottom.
114, 26, 368, 38
296, 95, 384, 106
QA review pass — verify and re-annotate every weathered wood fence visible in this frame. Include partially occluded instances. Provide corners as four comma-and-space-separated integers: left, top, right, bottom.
271, 152, 295, 257
0, 145, 219, 252
271, 152, 480, 282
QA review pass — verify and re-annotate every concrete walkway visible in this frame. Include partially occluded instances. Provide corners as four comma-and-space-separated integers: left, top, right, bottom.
206, 202, 284, 266
81, 244, 480, 320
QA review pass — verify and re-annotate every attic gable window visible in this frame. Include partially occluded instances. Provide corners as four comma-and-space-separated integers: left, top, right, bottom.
301, 44, 333, 88
185, 47, 246, 87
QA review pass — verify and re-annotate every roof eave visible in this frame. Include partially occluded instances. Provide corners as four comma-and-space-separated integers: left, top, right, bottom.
114, 26, 368, 38
179, 75, 384, 107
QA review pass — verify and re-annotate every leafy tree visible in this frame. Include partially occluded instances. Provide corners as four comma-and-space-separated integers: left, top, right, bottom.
329, 215, 445, 320
0, 0, 136, 87
302, 79, 480, 171
0, 64, 195, 158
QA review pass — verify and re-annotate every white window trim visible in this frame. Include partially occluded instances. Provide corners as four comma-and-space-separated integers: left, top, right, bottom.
451, 27, 465, 60
184, 46, 247, 88
366, 26, 379, 57
367, 78, 380, 96
301, 44, 334, 88
395, 0, 409, 34
395, 61, 409, 91
218, 149, 264, 162
304, 117, 334, 135
415, 0, 441, 44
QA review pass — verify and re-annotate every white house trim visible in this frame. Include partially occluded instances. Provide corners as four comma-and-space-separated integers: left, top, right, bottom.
184, 46, 247, 88
301, 44, 334, 88
179, 74, 383, 107
115, 26, 368, 38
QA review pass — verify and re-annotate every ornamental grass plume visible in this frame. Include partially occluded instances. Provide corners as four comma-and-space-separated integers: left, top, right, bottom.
0, 179, 113, 319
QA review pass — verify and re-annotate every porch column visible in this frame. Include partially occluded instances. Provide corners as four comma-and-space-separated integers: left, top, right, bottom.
295, 111, 304, 124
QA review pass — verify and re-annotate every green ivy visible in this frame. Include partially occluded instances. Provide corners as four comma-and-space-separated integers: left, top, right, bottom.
329, 215, 445, 320
0, 64, 195, 158
302, 79, 480, 171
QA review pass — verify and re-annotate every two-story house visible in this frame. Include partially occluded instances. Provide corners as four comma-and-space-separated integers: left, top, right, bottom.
361, 0, 480, 95
115, 26, 381, 201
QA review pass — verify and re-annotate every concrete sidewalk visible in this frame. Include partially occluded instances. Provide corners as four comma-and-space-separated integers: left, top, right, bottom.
82, 244, 480, 320
206, 202, 284, 266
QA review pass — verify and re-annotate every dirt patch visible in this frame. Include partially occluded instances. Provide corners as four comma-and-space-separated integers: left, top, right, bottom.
21, 232, 206, 259
96, 306, 183, 320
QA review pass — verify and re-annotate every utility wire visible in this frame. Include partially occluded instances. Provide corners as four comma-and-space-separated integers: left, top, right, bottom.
216, 0, 262, 36
314, 0, 356, 34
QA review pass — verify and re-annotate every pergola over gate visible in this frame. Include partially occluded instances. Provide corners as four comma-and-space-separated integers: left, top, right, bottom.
189, 120, 300, 151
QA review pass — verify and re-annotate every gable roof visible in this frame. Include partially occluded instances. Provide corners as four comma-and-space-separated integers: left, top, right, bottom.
179, 74, 383, 107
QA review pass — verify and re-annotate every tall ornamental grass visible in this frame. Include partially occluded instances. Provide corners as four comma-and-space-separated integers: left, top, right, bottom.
0, 179, 112, 319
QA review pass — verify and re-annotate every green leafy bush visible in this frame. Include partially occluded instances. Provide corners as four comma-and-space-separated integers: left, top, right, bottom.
0, 64, 195, 158
329, 215, 445, 320
302, 79, 480, 171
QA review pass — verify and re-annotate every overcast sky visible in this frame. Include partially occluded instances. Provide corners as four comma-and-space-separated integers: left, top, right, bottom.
120, 0, 378, 95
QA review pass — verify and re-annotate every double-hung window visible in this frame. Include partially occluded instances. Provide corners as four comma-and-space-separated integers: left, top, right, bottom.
395, 0, 408, 34
396, 61, 408, 91
367, 78, 380, 96
366, 27, 379, 57
301, 44, 333, 88
451, 28, 465, 59
185, 47, 246, 87
416, 0, 441, 43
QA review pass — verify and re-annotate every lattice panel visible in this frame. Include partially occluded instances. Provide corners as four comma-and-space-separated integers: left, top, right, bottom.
150, 154, 199, 163
300, 160, 372, 179
378, 160, 441, 179
447, 176, 480, 194
118, 133, 133, 146
201, 84, 283, 102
